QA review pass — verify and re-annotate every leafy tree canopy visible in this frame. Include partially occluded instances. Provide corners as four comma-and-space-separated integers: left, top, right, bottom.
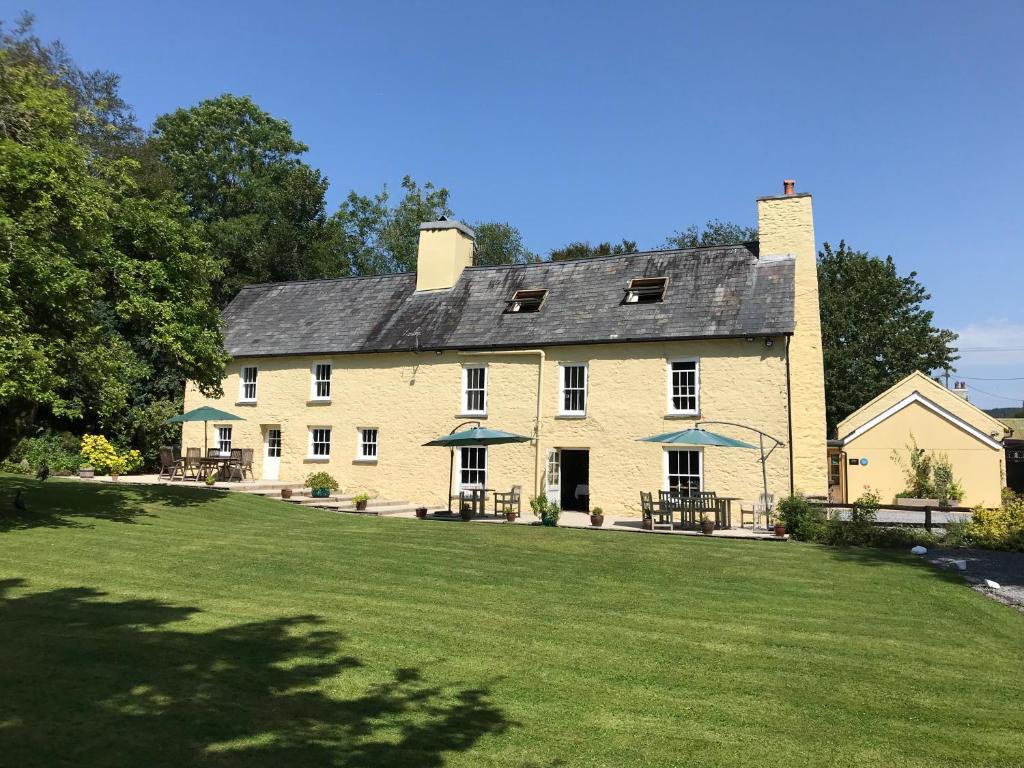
151, 94, 344, 303
472, 222, 539, 267
549, 239, 638, 262
818, 241, 958, 435
663, 219, 757, 249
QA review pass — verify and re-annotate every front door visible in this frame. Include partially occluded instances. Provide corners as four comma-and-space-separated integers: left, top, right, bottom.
559, 449, 590, 512
263, 427, 281, 481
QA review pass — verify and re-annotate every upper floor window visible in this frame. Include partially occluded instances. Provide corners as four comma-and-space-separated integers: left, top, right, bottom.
462, 365, 487, 415
312, 363, 332, 400
505, 289, 547, 314
559, 363, 588, 416
668, 359, 699, 414
624, 276, 668, 304
239, 366, 258, 402
358, 428, 378, 460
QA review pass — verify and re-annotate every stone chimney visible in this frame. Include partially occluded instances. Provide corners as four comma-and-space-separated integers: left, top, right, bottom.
952, 381, 969, 401
757, 179, 827, 495
415, 220, 475, 292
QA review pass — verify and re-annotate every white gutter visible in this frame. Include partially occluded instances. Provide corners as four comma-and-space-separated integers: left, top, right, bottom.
457, 350, 545, 497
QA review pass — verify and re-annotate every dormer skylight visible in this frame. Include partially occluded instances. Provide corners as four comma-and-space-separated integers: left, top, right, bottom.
505, 289, 547, 314
623, 277, 668, 304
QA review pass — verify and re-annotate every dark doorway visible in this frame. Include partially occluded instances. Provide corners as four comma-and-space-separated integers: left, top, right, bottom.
560, 450, 590, 512
1007, 441, 1024, 494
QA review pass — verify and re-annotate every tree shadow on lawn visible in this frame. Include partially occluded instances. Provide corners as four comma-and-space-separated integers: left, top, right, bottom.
0, 476, 220, 532
817, 541, 968, 586
0, 578, 512, 767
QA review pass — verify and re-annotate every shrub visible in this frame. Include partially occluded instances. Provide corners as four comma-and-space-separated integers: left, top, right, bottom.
80, 434, 142, 475
932, 455, 964, 506
892, 438, 964, 504
530, 494, 561, 526
960, 489, 1024, 551
305, 472, 340, 492
353, 492, 370, 504
3, 432, 83, 474
776, 495, 826, 541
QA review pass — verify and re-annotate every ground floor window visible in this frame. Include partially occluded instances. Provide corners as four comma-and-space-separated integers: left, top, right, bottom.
216, 425, 232, 456
460, 446, 486, 489
358, 428, 378, 460
666, 449, 701, 496
309, 427, 331, 458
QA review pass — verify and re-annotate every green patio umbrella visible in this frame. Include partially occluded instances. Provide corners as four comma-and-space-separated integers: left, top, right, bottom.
166, 406, 245, 455
637, 424, 781, 507
424, 424, 532, 512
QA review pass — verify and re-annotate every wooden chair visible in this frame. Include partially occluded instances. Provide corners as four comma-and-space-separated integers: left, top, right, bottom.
650, 491, 675, 531
740, 493, 775, 529
183, 447, 201, 479
158, 447, 184, 480
222, 448, 244, 482
239, 448, 254, 481
493, 485, 522, 518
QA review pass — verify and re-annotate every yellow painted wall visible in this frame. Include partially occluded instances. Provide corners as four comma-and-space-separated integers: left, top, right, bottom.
842, 400, 1004, 507
757, 193, 828, 496
184, 339, 791, 515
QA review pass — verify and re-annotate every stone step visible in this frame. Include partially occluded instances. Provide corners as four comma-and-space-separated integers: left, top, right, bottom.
283, 495, 411, 509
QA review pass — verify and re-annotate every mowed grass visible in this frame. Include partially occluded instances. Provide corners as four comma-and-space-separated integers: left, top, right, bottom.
0, 476, 1022, 768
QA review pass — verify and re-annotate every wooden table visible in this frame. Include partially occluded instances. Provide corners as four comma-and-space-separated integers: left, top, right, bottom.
458, 488, 492, 516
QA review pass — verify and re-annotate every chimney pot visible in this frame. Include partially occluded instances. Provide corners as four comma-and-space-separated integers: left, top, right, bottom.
783, 179, 796, 195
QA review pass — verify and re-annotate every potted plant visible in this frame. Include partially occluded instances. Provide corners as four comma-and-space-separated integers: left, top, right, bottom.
415, 506, 428, 519
205, 473, 217, 487
590, 506, 605, 527
505, 509, 517, 523
79, 466, 95, 479
280, 488, 293, 500
530, 495, 561, 527
353, 492, 370, 511
459, 501, 474, 521
108, 455, 126, 483
699, 510, 715, 535
774, 521, 786, 537
642, 515, 653, 531
305, 471, 339, 499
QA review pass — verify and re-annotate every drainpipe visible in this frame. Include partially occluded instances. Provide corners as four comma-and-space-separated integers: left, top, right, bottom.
457, 350, 545, 497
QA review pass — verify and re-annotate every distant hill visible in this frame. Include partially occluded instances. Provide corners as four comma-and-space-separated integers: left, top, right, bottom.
985, 407, 1024, 419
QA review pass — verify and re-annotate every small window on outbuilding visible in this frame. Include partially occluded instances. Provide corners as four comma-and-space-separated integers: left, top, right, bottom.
505, 289, 547, 314
623, 277, 668, 304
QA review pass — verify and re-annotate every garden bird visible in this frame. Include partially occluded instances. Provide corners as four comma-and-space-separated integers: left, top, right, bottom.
36, 464, 49, 482
13, 490, 26, 512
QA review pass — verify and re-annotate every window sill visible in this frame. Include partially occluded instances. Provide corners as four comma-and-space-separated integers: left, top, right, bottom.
665, 413, 700, 420
556, 413, 587, 420
235, 401, 257, 407
456, 414, 487, 420
307, 399, 332, 406
353, 458, 378, 464
303, 457, 330, 463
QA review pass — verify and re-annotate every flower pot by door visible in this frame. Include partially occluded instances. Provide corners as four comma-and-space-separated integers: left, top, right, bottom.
356, 500, 368, 511
280, 488, 292, 500
774, 524, 786, 537
590, 514, 604, 527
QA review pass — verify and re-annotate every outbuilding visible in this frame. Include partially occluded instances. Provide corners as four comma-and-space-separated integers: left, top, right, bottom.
828, 372, 1008, 507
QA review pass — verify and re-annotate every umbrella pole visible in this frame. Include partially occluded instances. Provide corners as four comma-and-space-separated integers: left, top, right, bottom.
204, 421, 208, 455
448, 447, 454, 513
759, 433, 768, 526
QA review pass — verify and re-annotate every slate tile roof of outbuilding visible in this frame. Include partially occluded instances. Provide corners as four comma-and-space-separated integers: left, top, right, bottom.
222, 243, 795, 357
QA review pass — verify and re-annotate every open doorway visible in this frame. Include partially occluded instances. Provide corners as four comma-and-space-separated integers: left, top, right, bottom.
559, 449, 590, 512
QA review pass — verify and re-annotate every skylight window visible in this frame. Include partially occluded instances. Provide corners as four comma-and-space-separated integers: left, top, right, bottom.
623, 277, 668, 304
505, 289, 547, 314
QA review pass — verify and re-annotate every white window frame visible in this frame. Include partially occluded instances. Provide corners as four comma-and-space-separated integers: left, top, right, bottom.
266, 428, 282, 458
308, 426, 332, 460
457, 446, 487, 491
356, 427, 379, 462
559, 363, 588, 416
239, 365, 258, 403
311, 362, 332, 401
461, 365, 487, 416
663, 448, 703, 496
667, 357, 700, 415
215, 425, 233, 457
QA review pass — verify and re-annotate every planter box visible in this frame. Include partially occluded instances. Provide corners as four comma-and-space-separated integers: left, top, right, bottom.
895, 498, 940, 508
79, 468, 95, 479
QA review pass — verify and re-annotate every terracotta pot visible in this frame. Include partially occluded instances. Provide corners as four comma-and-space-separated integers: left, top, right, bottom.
774, 524, 786, 537
642, 518, 653, 530
590, 514, 605, 527
505, 511, 516, 522
356, 499, 368, 511
700, 519, 715, 535
111, 473, 120, 483
280, 488, 292, 499
416, 507, 428, 519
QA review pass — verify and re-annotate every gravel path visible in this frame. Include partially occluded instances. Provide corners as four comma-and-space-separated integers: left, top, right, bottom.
924, 549, 1024, 612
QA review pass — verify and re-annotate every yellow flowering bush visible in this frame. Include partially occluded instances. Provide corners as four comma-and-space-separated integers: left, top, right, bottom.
80, 434, 143, 476
962, 489, 1024, 551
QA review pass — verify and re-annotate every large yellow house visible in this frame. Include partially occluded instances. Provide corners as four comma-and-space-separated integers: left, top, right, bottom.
828, 372, 1009, 507
183, 183, 828, 514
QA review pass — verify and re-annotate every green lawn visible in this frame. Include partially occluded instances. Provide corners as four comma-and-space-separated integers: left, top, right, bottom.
1, 475, 1022, 767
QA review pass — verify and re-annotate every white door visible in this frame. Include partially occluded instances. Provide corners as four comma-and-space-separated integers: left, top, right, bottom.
545, 449, 560, 502
263, 427, 281, 481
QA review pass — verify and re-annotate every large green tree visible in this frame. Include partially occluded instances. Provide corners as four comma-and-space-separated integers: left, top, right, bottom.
663, 219, 757, 249
151, 95, 344, 303
0, 53, 226, 457
549, 239, 638, 261
818, 241, 958, 435
472, 222, 539, 266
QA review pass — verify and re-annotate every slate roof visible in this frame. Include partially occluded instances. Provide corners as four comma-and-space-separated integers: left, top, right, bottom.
222, 243, 795, 358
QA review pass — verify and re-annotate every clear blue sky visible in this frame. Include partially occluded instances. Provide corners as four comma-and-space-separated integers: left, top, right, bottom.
7, 0, 1024, 409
